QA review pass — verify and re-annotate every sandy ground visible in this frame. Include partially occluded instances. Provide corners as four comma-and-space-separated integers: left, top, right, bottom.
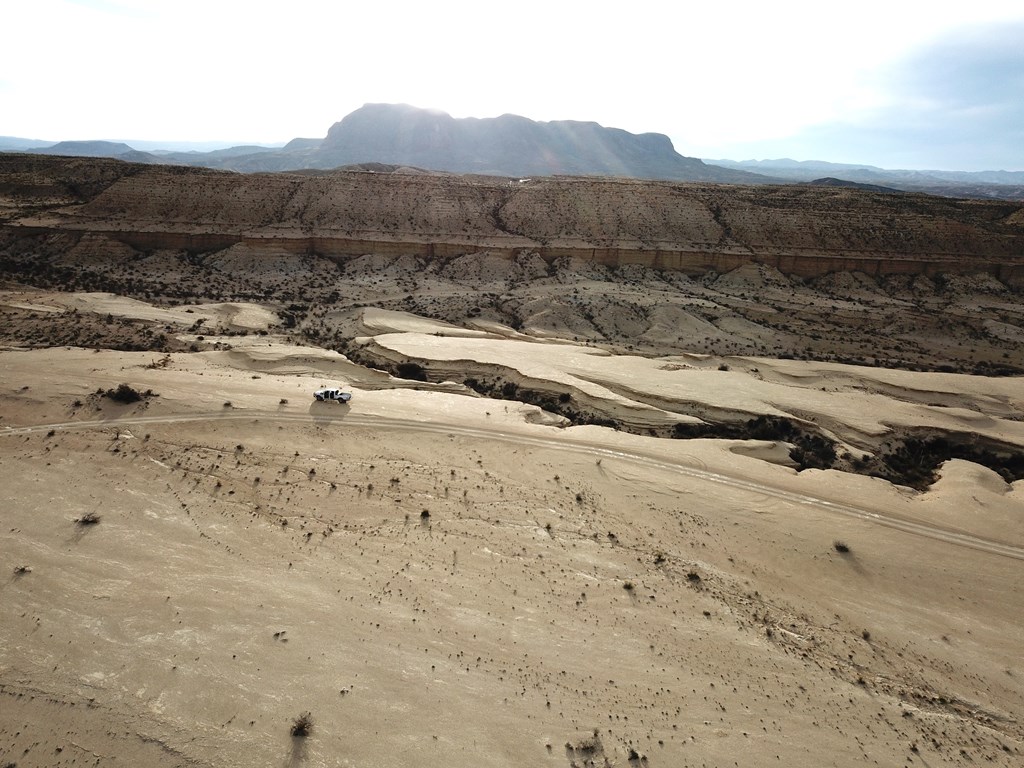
2, 317, 1023, 766
0, 290, 279, 332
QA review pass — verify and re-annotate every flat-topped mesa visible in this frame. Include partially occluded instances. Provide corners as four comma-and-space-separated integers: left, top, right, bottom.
319, 103, 746, 181
3, 154, 1023, 284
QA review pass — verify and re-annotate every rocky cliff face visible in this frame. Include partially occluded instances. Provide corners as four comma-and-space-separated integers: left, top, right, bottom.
3, 154, 1022, 285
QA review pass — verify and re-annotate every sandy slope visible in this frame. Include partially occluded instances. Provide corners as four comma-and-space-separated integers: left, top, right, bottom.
2, 338, 1022, 768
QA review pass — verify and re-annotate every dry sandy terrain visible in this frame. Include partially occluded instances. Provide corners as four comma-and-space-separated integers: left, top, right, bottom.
2, 291, 1022, 768
1, 157, 1023, 766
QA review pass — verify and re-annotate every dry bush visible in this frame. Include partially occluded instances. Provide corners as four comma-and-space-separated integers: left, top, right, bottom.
290, 712, 313, 737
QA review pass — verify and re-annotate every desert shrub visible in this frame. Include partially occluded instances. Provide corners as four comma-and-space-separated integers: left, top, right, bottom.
75, 511, 101, 526
291, 712, 313, 737
104, 383, 143, 403
833, 540, 851, 554
789, 434, 837, 470
877, 436, 1024, 489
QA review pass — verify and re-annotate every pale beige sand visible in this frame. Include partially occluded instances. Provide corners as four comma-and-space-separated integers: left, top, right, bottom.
0, 290, 279, 331
359, 307, 491, 337
369, 332, 1024, 447
2, 339, 1022, 768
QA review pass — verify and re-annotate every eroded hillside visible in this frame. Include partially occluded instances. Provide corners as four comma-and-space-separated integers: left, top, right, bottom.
3, 154, 1023, 281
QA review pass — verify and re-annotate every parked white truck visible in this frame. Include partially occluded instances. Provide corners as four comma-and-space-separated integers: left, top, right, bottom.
313, 387, 352, 403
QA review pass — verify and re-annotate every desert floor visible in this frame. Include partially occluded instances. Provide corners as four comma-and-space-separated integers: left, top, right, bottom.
1, 292, 1022, 768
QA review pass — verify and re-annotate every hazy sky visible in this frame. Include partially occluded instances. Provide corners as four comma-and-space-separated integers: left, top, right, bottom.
3, 0, 1022, 170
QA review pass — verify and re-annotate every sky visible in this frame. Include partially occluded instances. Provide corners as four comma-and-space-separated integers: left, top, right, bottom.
2, 0, 1023, 171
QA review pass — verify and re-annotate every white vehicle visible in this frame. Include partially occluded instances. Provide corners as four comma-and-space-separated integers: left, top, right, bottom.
313, 387, 352, 403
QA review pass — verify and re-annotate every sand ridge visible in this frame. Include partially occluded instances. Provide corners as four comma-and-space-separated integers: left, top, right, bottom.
365, 331, 1024, 447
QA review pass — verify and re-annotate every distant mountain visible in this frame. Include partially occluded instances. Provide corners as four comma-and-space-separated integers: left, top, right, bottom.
709, 158, 1024, 200
802, 177, 902, 194
295, 103, 768, 183
154, 145, 279, 160
709, 158, 886, 175
170, 104, 771, 183
0, 136, 53, 151
5, 109, 1023, 197
30, 140, 149, 158
1, 106, 772, 184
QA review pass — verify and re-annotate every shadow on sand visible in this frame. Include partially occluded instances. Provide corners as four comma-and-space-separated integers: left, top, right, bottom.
283, 734, 308, 768
307, 400, 351, 428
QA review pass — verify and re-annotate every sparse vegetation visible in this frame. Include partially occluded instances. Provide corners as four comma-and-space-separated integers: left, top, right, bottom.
75, 511, 101, 526
102, 383, 154, 404
290, 711, 313, 737
834, 540, 851, 554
